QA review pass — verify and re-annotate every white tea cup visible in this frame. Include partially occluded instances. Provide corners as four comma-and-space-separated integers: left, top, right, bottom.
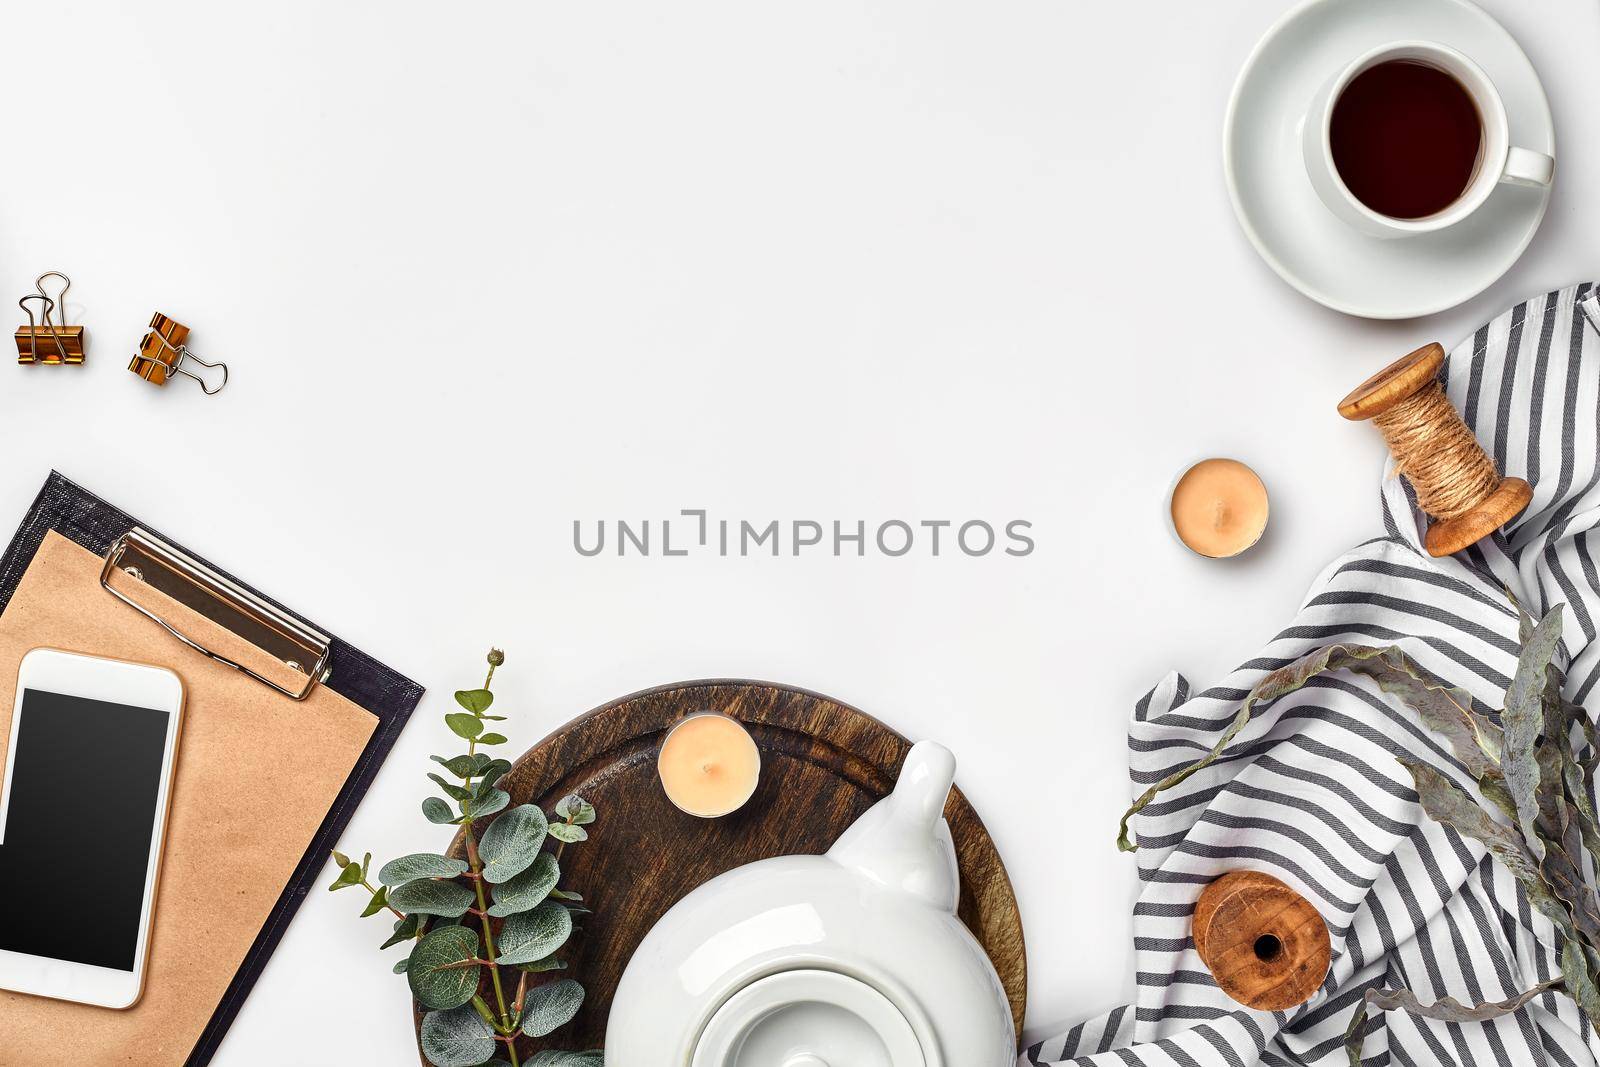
1302, 41, 1553, 238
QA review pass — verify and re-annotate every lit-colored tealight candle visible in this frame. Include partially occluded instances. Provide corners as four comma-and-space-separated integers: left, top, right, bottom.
657, 712, 761, 818
1169, 458, 1270, 558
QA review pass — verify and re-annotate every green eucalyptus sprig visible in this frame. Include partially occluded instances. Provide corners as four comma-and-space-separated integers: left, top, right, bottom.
1116, 599, 1600, 1063
329, 649, 602, 1067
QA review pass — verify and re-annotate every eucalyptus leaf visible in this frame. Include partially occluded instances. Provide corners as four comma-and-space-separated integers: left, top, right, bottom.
532, 1055, 602, 1067
361, 852, 371, 879
479, 758, 512, 784
419, 1004, 496, 1067
431, 754, 480, 778
527, 1052, 603, 1067
461, 788, 509, 822
519, 978, 585, 1037
555, 794, 596, 825
1117, 644, 1400, 851
455, 689, 494, 714
380, 912, 419, 949
496, 901, 572, 965
389, 877, 475, 919
1504, 607, 1564, 860
479, 805, 549, 883
446, 713, 484, 740
1345, 978, 1562, 1063
489, 852, 560, 917
331, 849, 351, 867
477, 732, 508, 745
547, 822, 588, 844
361, 885, 389, 917
423, 796, 459, 824
429, 773, 474, 802
549, 888, 583, 902
392, 954, 410, 974
407, 925, 482, 1011
516, 954, 569, 973
328, 859, 363, 891
378, 853, 468, 887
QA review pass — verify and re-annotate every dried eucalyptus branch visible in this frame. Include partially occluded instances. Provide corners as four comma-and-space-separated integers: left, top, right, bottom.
328, 649, 603, 1067
1115, 601, 1600, 1063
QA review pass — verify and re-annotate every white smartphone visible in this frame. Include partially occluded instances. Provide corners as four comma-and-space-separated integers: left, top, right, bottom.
0, 648, 184, 1009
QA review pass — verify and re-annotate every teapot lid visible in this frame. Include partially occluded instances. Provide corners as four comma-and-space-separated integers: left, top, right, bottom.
690, 970, 927, 1067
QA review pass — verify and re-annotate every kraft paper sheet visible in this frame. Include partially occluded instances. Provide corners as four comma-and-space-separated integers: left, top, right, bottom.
0, 532, 377, 1065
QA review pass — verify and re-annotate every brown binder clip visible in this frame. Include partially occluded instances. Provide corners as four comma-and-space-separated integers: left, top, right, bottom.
15, 272, 85, 365
130, 313, 228, 394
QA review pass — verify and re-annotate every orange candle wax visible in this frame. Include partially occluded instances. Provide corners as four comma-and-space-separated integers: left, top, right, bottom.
1170, 458, 1269, 558
657, 712, 761, 818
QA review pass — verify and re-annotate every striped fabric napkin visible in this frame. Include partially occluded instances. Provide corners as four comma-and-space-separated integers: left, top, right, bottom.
1027, 284, 1600, 1067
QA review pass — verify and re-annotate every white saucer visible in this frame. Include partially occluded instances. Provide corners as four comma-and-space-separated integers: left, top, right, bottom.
1224, 0, 1553, 319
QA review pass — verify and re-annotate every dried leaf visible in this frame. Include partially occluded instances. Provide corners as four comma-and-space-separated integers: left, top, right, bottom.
1347, 652, 1501, 777
1503, 608, 1563, 860
1561, 939, 1600, 1026
1345, 977, 1564, 1062
1400, 761, 1574, 937
1538, 807, 1600, 942
1118, 645, 1399, 852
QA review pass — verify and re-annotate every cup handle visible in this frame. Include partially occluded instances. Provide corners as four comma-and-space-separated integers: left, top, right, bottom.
1503, 146, 1554, 188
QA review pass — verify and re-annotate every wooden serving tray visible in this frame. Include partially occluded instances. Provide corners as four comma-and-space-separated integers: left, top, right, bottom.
421, 680, 1026, 1056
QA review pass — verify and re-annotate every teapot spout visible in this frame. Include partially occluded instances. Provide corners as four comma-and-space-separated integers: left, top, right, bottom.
827, 740, 961, 911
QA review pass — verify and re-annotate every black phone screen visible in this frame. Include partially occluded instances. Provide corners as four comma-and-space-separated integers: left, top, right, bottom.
0, 688, 171, 971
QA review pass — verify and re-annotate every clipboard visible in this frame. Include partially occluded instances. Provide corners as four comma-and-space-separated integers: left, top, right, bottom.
0, 471, 422, 1066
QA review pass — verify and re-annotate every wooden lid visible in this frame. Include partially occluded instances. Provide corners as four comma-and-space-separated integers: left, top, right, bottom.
1193, 870, 1330, 1011
1338, 342, 1446, 421
1424, 477, 1534, 557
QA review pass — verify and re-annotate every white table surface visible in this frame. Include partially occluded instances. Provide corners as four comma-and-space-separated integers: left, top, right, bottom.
3, 1, 1597, 1061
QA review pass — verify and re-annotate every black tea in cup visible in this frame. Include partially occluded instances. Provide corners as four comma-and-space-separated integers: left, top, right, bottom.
1330, 61, 1483, 220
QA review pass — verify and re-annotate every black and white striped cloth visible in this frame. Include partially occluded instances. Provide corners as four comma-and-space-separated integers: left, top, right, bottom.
1026, 284, 1600, 1067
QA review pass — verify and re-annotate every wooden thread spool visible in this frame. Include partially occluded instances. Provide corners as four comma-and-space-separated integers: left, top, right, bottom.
1339, 342, 1532, 557
1193, 870, 1330, 1011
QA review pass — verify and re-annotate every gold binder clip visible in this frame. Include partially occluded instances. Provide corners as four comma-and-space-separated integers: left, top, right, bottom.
15, 272, 85, 365
130, 313, 228, 394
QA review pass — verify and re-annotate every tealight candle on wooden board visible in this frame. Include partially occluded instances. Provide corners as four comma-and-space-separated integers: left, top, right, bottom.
657, 712, 761, 818
1169, 458, 1269, 558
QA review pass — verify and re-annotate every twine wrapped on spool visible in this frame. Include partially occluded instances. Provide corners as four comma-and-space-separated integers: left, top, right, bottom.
1339, 343, 1532, 557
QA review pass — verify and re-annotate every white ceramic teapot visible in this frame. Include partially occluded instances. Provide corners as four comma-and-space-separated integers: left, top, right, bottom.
605, 741, 1016, 1067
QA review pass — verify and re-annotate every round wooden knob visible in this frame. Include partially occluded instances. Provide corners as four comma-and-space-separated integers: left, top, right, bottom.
1337, 342, 1532, 558
1193, 871, 1330, 1011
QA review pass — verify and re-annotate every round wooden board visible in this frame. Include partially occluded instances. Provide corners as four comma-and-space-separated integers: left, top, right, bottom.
413, 679, 1027, 1058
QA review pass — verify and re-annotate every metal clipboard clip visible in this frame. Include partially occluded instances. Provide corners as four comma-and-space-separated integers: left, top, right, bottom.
100, 528, 331, 700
